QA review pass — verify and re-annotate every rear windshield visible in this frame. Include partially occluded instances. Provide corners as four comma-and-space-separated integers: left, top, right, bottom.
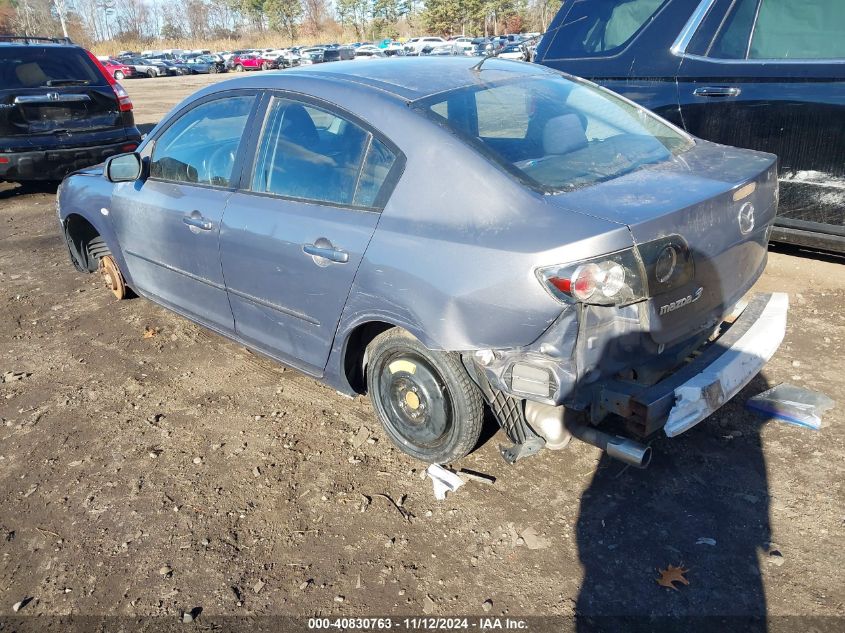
0, 47, 106, 89
415, 74, 692, 192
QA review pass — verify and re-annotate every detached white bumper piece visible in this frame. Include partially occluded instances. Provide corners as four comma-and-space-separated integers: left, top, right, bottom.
664, 292, 789, 437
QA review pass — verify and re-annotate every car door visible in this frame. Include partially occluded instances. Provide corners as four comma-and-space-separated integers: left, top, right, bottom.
219, 93, 403, 375
676, 0, 845, 246
535, 0, 693, 126
109, 92, 258, 332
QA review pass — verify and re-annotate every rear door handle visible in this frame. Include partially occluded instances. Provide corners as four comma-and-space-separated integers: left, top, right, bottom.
693, 86, 741, 98
303, 243, 349, 264
182, 211, 213, 231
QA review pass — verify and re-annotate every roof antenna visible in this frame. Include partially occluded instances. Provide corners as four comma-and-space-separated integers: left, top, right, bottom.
471, 49, 496, 73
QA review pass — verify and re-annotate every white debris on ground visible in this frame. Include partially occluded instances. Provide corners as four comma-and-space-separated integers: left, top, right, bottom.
426, 464, 465, 500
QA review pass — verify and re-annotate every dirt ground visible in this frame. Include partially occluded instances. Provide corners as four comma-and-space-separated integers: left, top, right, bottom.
1, 73, 843, 627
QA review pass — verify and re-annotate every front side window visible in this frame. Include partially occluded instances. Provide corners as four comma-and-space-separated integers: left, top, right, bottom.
150, 96, 254, 186
704, 0, 845, 60
251, 97, 397, 208
545, 0, 668, 58
417, 75, 692, 192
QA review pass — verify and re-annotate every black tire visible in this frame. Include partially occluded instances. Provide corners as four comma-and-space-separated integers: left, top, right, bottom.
146, 69, 156, 78
114, 70, 124, 80
261, 62, 269, 70
366, 329, 483, 464
209, 64, 219, 74
235, 64, 244, 72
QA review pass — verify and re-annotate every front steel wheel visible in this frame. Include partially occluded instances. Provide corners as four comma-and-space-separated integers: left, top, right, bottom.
366, 329, 483, 464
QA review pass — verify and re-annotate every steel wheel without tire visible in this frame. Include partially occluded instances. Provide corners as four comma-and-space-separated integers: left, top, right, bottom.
114, 71, 124, 80
99, 255, 126, 300
366, 329, 483, 464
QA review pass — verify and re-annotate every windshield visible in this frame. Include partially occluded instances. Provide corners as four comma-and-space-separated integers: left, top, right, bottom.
415, 75, 693, 192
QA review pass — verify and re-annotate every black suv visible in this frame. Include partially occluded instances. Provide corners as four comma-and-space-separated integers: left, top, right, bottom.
0, 36, 142, 183
537, 0, 845, 253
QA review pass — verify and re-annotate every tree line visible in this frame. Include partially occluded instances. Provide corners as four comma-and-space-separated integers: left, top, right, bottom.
1, 0, 562, 48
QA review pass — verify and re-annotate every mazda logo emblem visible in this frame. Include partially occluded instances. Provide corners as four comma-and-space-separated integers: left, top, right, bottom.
738, 202, 755, 235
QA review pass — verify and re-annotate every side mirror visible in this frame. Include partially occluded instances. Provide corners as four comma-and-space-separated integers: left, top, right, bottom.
105, 152, 142, 183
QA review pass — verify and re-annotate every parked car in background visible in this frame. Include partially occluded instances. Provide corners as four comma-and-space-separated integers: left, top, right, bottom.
322, 46, 355, 62
144, 59, 183, 76
183, 55, 225, 74
498, 43, 528, 61
230, 54, 279, 72
99, 58, 134, 80
355, 47, 387, 60
0, 36, 140, 182
120, 57, 163, 78
421, 42, 463, 56
537, 0, 845, 253
58, 57, 787, 469
404, 37, 447, 55
298, 47, 325, 65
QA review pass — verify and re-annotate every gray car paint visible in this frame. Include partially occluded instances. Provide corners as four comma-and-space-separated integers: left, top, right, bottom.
57, 57, 776, 402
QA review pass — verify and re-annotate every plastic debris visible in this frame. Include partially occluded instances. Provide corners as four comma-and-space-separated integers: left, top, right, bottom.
746, 383, 834, 430
426, 464, 465, 500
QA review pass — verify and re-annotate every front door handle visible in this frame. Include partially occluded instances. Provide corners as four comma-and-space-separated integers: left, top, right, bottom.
693, 86, 741, 98
303, 243, 349, 264
182, 211, 213, 231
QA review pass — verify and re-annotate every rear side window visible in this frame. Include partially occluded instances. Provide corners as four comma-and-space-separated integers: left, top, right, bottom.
703, 0, 845, 60
150, 96, 254, 187
0, 47, 106, 88
545, 0, 668, 57
251, 97, 397, 209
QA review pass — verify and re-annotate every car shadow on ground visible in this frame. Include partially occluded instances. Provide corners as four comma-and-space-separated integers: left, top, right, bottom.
574, 376, 772, 631
0, 181, 59, 200
565, 246, 774, 630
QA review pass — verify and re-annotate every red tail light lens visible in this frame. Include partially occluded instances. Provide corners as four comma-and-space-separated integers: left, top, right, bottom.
538, 249, 646, 306
85, 50, 133, 112
112, 81, 133, 112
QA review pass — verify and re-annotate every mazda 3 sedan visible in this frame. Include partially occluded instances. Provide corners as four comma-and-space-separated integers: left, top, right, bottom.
57, 58, 788, 467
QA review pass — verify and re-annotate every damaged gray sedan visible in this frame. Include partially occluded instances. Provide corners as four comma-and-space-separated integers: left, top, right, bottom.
57, 58, 788, 468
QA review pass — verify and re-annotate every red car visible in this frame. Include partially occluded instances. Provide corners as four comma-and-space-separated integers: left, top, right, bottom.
230, 54, 278, 72
100, 58, 134, 80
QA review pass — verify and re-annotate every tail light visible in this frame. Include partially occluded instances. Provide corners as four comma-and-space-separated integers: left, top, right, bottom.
85, 50, 134, 112
538, 236, 694, 306
538, 248, 646, 306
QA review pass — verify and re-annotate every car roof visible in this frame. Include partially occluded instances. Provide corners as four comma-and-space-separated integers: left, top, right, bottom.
263, 57, 557, 101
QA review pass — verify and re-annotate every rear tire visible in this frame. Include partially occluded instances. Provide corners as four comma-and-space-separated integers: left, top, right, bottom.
146, 69, 156, 78
261, 62, 269, 70
235, 64, 244, 72
366, 329, 483, 464
114, 70, 124, 80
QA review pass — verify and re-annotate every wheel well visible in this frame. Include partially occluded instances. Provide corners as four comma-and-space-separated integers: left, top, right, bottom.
64, 214, 109, 273
343, 321, 395, 394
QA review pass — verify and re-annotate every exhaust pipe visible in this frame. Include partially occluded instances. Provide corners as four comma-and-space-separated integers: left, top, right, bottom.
525, 402, 652, 468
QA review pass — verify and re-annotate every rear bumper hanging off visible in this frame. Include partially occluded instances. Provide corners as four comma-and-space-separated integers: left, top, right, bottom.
589, 292, 789, 436
663, 292, 789, 436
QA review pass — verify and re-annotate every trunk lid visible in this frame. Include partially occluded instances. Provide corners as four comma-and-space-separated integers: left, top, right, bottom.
549, 141, 778, 345
0, 46, 127, 147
